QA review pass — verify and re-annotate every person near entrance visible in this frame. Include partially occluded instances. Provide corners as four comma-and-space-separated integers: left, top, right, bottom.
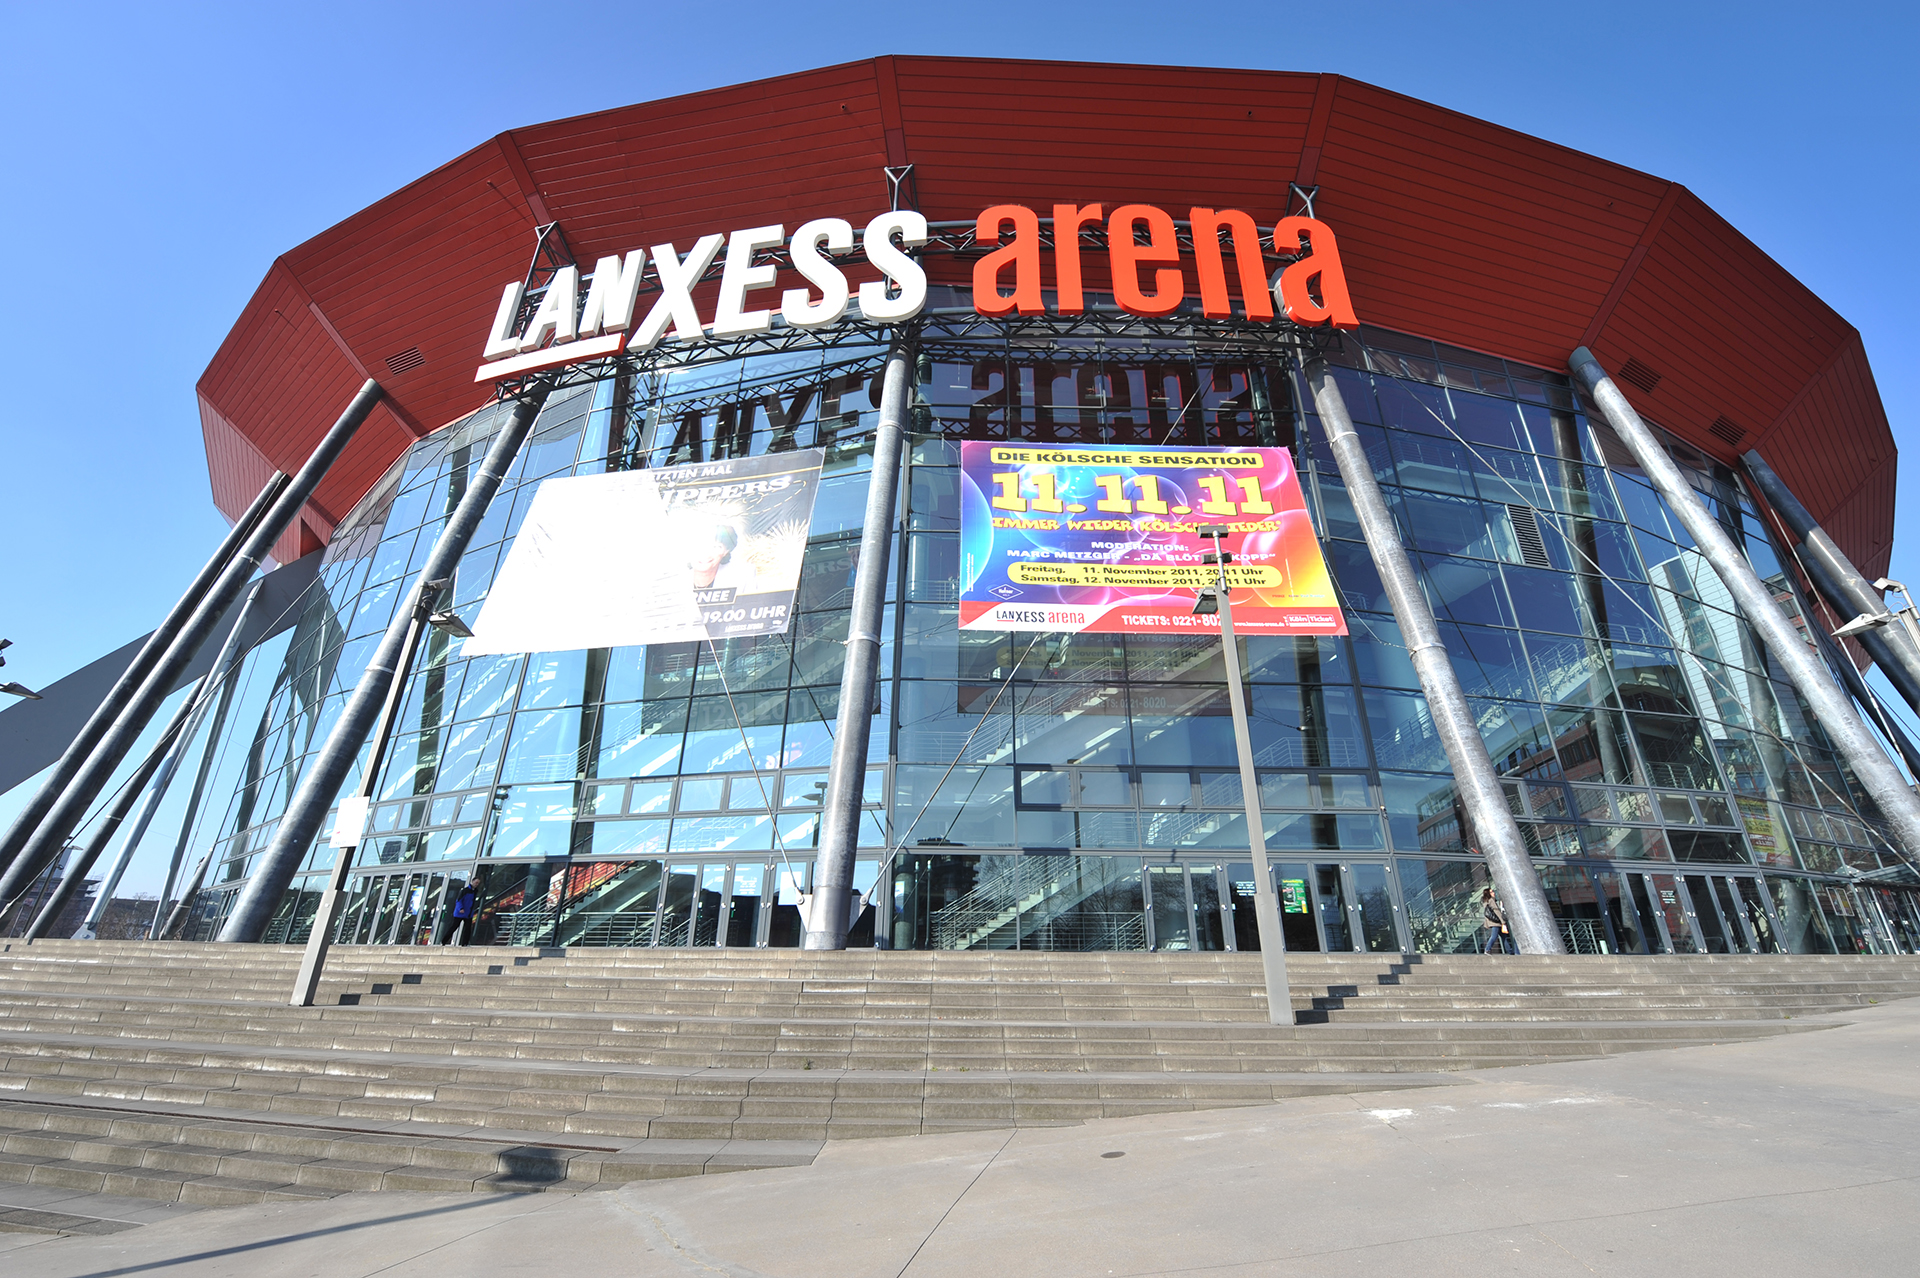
1481, 887, 1512, 954
447, 883, 478, 946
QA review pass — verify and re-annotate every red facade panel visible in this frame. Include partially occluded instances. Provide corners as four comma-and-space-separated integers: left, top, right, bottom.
195, 55, 1895, 574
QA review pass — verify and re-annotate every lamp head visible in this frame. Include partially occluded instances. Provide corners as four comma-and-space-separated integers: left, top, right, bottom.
1834, 613, 1891, 639
427, 611, 474, 638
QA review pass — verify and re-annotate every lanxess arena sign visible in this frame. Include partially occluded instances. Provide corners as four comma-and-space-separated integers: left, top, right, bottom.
474, 203, 1358, 382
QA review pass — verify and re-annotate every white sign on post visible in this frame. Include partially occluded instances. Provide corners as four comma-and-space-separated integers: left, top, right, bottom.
330, 795, 371, 849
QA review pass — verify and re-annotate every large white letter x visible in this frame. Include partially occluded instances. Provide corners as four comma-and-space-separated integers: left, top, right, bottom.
629, 234, 725, 351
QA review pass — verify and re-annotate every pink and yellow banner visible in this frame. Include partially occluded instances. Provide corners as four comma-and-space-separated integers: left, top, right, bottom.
958, 442, 1346, 635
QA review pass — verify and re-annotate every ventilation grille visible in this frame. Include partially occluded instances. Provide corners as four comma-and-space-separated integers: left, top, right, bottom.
384, 346, 425, 375
1618, 357, 1662, 394
1507, 504, 1552, 569
1708, 415, 1746, 446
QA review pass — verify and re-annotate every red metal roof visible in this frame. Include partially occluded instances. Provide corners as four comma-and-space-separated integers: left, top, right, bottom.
198, 56, 1896, 575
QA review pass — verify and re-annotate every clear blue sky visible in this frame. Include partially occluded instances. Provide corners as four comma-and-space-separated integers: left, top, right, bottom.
1, 2, 1916, 892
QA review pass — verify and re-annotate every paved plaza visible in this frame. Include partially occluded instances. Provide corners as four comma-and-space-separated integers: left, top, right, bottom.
5, 991, 1917, 1275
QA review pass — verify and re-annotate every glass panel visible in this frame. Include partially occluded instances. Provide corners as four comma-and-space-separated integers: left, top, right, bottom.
1815, 882, 1873, 954
488, 784, 577, 859
1149, 865, 1193, 951
555, 860, 664, 947
689, 864, 727, 946
768, 864, 809, 948
334, 879, 373, 945
727, 863, 765, 947
1398, 858, 1488, 954
1314, 863, 1352, 951
1711, 877, 1757, 953
1349, 863, 1399, 953
1538, 866, 1610, 954
469, 860, 559, 947
369, 877, 405, 945
1767, 876, 1835, 954
1225, 863, 1268, 951
1682, 875, 1733, 953
1188, 866, 1227, 951
926, 854, 1145, 951
391, 874, 426, 946
1645, 874, 1701, 953
1591, 870, 1649, 954
676, 777, 727, 811
650, 864, 697, 946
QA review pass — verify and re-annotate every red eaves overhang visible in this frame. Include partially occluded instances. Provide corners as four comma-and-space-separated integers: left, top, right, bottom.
197, 55, 1896, 577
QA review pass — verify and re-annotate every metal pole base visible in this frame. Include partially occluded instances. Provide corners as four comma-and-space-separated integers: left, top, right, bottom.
290, 889, 347, 1007
1251, 890, 1295, 1026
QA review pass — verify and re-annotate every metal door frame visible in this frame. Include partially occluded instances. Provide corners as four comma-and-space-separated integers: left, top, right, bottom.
1144, 863, 1197, 952
1629, 872, 1674, 953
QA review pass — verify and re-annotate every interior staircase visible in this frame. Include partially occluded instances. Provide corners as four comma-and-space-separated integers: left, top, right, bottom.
3, 939, 1918, 1210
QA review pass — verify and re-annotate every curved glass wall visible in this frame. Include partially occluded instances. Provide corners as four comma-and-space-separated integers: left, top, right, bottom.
181, 321, 1920, 957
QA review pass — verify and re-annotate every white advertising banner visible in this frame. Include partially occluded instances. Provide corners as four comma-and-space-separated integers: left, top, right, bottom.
461, 449, 826, 655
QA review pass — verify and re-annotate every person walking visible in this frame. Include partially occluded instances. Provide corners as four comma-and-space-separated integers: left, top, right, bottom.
447, 883, 478, 946
1480, 887, 1511, 954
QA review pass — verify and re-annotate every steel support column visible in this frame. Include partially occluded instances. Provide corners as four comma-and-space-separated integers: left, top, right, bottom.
63, 583, 267, 940
220, 382, 551, 945
24, 689, 198, 940
1798, 551, 1920, 719
1571, 349, 1920, 855
0, 471, 289, 881
0, 382, 382, 927
804, 338, 913, 950
1812, 617, 1920, 779
1741, 449, 1920, 713
1304, 358, 1565, 954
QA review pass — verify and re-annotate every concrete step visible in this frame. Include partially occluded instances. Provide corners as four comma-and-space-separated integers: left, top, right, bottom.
0, 1093, 820, 1202
0, 940, 1906, 1207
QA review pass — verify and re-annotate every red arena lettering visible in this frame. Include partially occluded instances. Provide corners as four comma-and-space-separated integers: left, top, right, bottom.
973, 203, 1045, 317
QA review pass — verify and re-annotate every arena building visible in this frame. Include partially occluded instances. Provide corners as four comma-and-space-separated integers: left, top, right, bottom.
20, 56, 1918, 958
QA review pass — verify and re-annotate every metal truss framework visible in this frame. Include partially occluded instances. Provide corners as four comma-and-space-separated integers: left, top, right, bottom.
494, 306, 1342, 406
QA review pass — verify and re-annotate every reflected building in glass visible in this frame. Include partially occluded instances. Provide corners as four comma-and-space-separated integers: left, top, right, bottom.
159, 58, 1919, 958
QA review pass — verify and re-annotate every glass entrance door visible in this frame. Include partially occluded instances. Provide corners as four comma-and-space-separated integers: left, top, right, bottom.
1679, 874, 1736, 953
1644, 874, 1703, 953
1731, 877, 1783, 953
1240, 861, 1402, 953
1147, 865, 1230, 952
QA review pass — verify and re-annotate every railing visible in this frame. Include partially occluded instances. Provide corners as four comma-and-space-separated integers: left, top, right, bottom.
487, 906, 556, 947
929, 857, 1064, 949
556, 910, 660, 948
1021, 911, 1148, 952
1559, 918, 1611, 954
1409, 905, 1484, 955
928, 857, 1147, 951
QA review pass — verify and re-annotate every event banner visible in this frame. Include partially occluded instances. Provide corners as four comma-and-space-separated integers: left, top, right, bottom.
462, 449, 825, 654
957, 442, 1345, 636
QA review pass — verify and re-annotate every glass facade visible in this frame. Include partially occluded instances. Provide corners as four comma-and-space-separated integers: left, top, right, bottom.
179, 317, 1920, 957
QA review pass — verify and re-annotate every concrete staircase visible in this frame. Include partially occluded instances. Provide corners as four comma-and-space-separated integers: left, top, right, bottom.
2, 940, 1917, 1209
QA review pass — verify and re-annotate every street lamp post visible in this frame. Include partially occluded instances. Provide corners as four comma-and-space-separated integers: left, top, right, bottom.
1194, 527, 1293, 1026
1874, 580, 1920, 658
